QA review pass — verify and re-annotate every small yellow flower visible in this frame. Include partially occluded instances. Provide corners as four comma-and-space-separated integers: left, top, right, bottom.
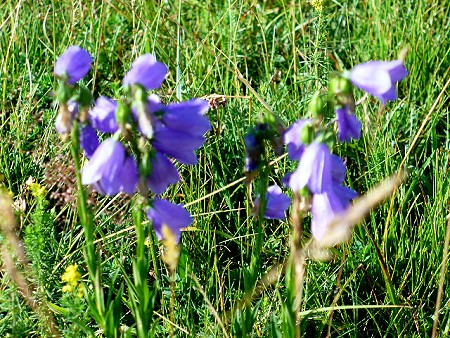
61, 264, 82, 295
310, 0, 323, 12
28, 182, 47, 198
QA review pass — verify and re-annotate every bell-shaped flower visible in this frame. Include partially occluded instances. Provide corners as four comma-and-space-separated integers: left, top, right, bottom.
54, 46, 92, 85
254, 185, 291, 220
335, 105, 361, 142
311, 190, 347, 240
331, 155, 346, 184
244, 133, 263, 172
123, 54, 168, 90
284, 119, 312, 160
153, 126, 206, 165
147, 152, 180, 194
289, 142, 332, 193
160, 99, 211, 137
146, 199, 192, 243
89, 96, 119, 133
349, 60, 408, 104
79, 124, 99, 159
81, 138, 137, 195
310, 153, 357, 241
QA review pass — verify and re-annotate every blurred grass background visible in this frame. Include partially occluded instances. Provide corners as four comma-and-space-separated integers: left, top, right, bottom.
0, 0, 449, 336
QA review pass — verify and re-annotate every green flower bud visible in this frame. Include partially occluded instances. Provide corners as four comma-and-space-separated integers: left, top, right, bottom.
76, 85, 93, 109
309, 91, 326, 118
300, 124, 315, 145
116, 100, 132, 127
55, 81, 72, 104
329, 75, 352, 97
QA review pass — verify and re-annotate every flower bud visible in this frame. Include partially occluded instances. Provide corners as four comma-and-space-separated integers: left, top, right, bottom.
76, 85, 93, 109
300, 124, 315, 145
55, 81, 72, 104
329, 75, 352, 97
116, 100, 132, 127
309, 91, 326, 118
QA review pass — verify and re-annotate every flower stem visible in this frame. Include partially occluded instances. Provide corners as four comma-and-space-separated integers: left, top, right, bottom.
70, 122, 106, 326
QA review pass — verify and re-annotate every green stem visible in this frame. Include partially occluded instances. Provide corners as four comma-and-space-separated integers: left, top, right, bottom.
70, 122, 105, 324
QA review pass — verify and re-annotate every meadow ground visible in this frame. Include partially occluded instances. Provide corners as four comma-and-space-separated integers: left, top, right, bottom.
0, 0, 449, 336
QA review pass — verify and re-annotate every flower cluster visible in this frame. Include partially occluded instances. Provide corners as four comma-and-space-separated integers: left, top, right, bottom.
61, 264, 83, 297
54, 46, 211, 242
246, 59, 408, 241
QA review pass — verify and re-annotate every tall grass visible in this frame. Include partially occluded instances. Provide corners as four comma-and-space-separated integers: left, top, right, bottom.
0, 0, 449, 336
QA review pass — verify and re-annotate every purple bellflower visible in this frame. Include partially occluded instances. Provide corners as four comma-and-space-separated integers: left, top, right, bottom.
150, 99, 210, 165
123, 54, 168, 90
289, 142, 332, 193
349, 60, 408, 104
146, 199, 193, 243
81, 138, 138, 195
153, 127, 206, 165
79, 124, 100, 159
284, 119, 312, 160
335, 105, 361, 142
89, 96, 119, 133
244, 133, 263, 172
160, 99, 211, 137
311, 190, 347, 240
254, 185, 291, 220
54, 46, 92, 85
310, 155, 357, 240
147, 152, 180, 194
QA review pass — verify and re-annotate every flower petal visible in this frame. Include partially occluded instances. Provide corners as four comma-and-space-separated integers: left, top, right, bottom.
148, 152, 180, 194
147, 199, 192, 243
123, 54, 168, 90
89, 96, 119, 133
54, 46, 92, 85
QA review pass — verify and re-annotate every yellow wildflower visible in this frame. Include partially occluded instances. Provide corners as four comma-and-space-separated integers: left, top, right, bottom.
310, 0, 323, 12
61, 264, 83, 297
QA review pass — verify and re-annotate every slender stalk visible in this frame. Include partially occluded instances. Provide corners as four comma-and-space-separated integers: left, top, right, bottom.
431, 216, 450, 338
70, 122, 105, 324
290, 192, 306, 338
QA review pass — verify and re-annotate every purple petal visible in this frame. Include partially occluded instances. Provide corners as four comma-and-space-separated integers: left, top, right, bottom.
89, 96, 119, 133
311, 191, 346, 240
350, 60, 408, 104
335, 106, 361, 142
148, 152, 180, 194
123, 54, 168, 90
161, 99, 211, 136
289, 142, 332, 193
386, 60, 409, 83
244, 133, 263, 172
146, 94, 164, 113
54, 46, 92, 85
153, 127, 205, 164
147, 199, 192, 243
263, 185, 291, 220
331, 155, 346, 184
81, 139, 137, 196
81, 139, 125, 194
284, 119, 312, 160
332, 183, 358, 202
379, 86, 398, 103
119, 156, 138, 194
79, 124, 100, 159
